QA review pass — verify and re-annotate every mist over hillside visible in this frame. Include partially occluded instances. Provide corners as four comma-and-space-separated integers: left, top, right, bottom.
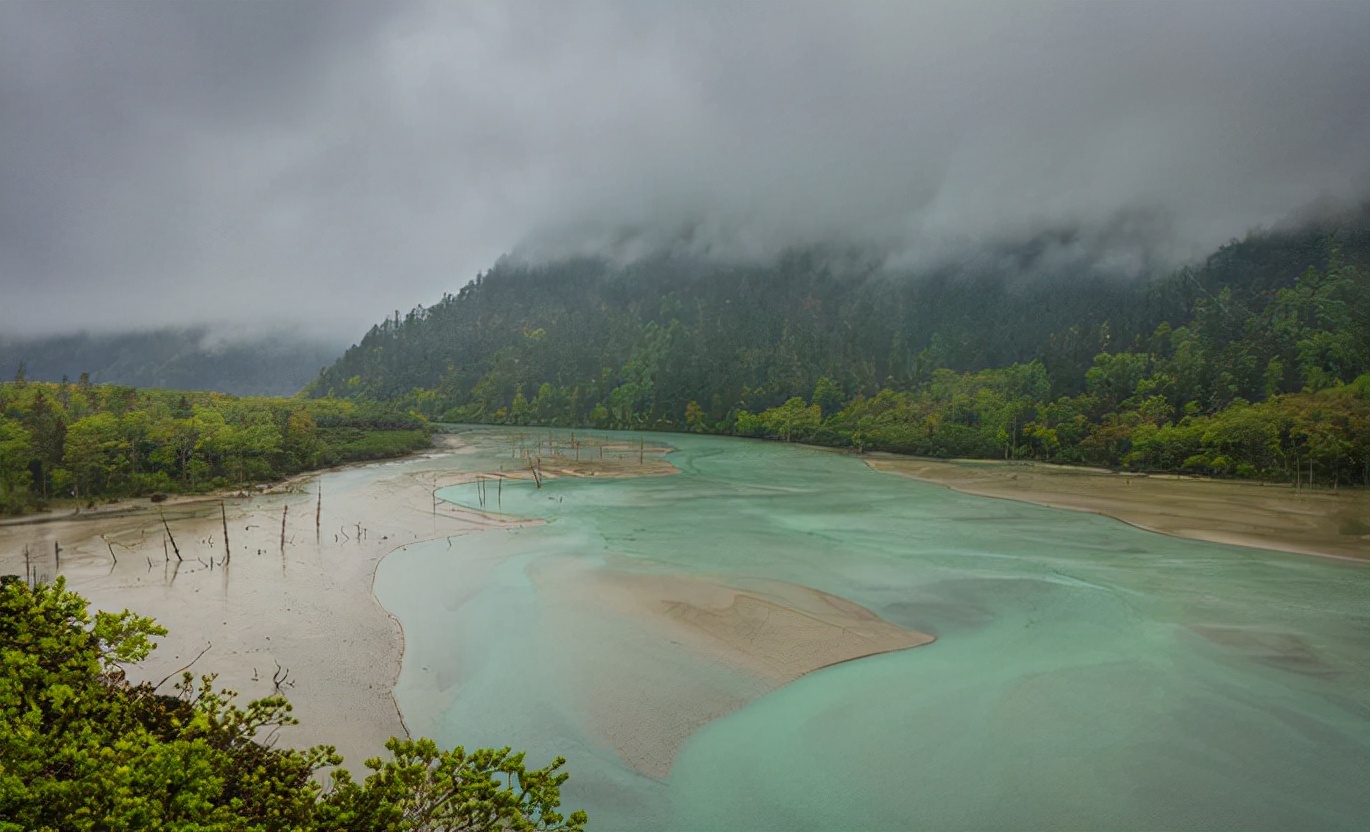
306, 205, 1368, 484
3, 3, 1368, 339
316, 204, 1369, 403
0, 328, 344, 396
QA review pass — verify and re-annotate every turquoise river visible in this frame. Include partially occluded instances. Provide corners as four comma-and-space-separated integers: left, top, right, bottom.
373, 428, 1370, 831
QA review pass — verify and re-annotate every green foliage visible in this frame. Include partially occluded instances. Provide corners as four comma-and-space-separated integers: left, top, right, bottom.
318, 739, 586, 831
742, 397, 822, 442
314, 428, 431, 466
0, 383, 431, 515
812, 376, 844, 419
0, 420, 30, 514
0, 579, 586, 831
306, 210, 1368, 485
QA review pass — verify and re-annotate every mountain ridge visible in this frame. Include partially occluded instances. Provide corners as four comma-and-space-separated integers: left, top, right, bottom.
1, 328, 344, 397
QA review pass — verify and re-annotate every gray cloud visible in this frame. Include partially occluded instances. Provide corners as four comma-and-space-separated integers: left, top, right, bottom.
2, 1, 1368, 338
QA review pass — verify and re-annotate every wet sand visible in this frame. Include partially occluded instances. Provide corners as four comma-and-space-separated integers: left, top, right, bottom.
865, 455, 1370, 561
532, 559, 933, 778
0, 433, 686, 769
0, 437, 506, 767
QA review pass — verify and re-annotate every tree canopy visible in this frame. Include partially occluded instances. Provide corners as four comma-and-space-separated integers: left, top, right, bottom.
0, 384, 430, 516
308, 209, 1370, 486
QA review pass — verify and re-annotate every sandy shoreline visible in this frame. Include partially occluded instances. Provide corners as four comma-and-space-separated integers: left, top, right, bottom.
865, 455, 1370, 562
0, 432, 685, 770
0, 438, 503, 768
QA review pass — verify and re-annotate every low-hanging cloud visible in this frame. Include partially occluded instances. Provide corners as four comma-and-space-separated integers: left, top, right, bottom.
2, 1, 1368, 338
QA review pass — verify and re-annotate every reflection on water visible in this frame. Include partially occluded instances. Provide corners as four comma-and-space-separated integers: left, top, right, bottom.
375, 429, 1370, 831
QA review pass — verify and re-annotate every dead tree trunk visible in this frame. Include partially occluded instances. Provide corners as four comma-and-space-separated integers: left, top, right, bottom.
159, 508, 183, 562
221, 501, 231, 565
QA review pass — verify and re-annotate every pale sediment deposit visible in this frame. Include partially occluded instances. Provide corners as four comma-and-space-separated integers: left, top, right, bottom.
0, 431, 734, 770
532, 558, 933, 777
866, 455, 1370, 561
0, 436, 514, 767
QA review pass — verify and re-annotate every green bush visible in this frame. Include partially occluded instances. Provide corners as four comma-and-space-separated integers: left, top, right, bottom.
0, 578, 586, 832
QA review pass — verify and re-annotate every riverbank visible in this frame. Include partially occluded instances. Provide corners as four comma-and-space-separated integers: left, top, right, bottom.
0, 438, 481, 768
865, 455, 1370, 561
0, 432, 686, 770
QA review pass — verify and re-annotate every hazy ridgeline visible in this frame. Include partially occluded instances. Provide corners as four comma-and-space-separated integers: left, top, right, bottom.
0, 328, 344, 398
310, 208, 1370, 485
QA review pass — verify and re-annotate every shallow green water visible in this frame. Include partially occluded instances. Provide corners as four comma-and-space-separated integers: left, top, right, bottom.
374, 428, 1370, 831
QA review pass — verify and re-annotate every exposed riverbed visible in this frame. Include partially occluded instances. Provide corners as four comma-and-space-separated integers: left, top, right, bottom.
380, 429, 1370, 831
4, 427, 1367, 830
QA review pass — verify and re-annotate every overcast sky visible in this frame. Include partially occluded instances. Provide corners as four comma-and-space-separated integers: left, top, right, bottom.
2, 1, 1368, 340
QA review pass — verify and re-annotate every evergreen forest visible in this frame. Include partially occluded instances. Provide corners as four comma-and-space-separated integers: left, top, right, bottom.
309, 210, 1370, 486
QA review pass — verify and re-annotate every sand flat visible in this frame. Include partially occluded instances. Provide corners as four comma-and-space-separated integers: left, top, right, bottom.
0, 437, 520, 767
532, 558, 933, 777
0, 433, 684, 769
866, 455, 1370, 561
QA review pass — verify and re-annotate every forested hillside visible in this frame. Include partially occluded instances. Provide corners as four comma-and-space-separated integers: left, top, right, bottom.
310, 209, 1370, 485
0, 329, 343, 397
0, 381, 428, 515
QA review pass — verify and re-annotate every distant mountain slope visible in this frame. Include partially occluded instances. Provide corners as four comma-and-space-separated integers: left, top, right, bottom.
0, 328, 344, 396
309, 205, 1369, 419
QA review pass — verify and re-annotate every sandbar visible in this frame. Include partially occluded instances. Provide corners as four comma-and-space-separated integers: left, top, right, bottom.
532, 558, 933, 778
865, 455, 1370, 561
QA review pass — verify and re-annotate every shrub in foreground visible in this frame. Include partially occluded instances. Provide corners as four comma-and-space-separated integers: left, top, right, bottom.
0, 577, 586, 832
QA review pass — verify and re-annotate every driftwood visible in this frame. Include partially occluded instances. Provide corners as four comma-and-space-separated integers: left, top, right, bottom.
272, 660, 294, 692
153, 642, 213, 691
